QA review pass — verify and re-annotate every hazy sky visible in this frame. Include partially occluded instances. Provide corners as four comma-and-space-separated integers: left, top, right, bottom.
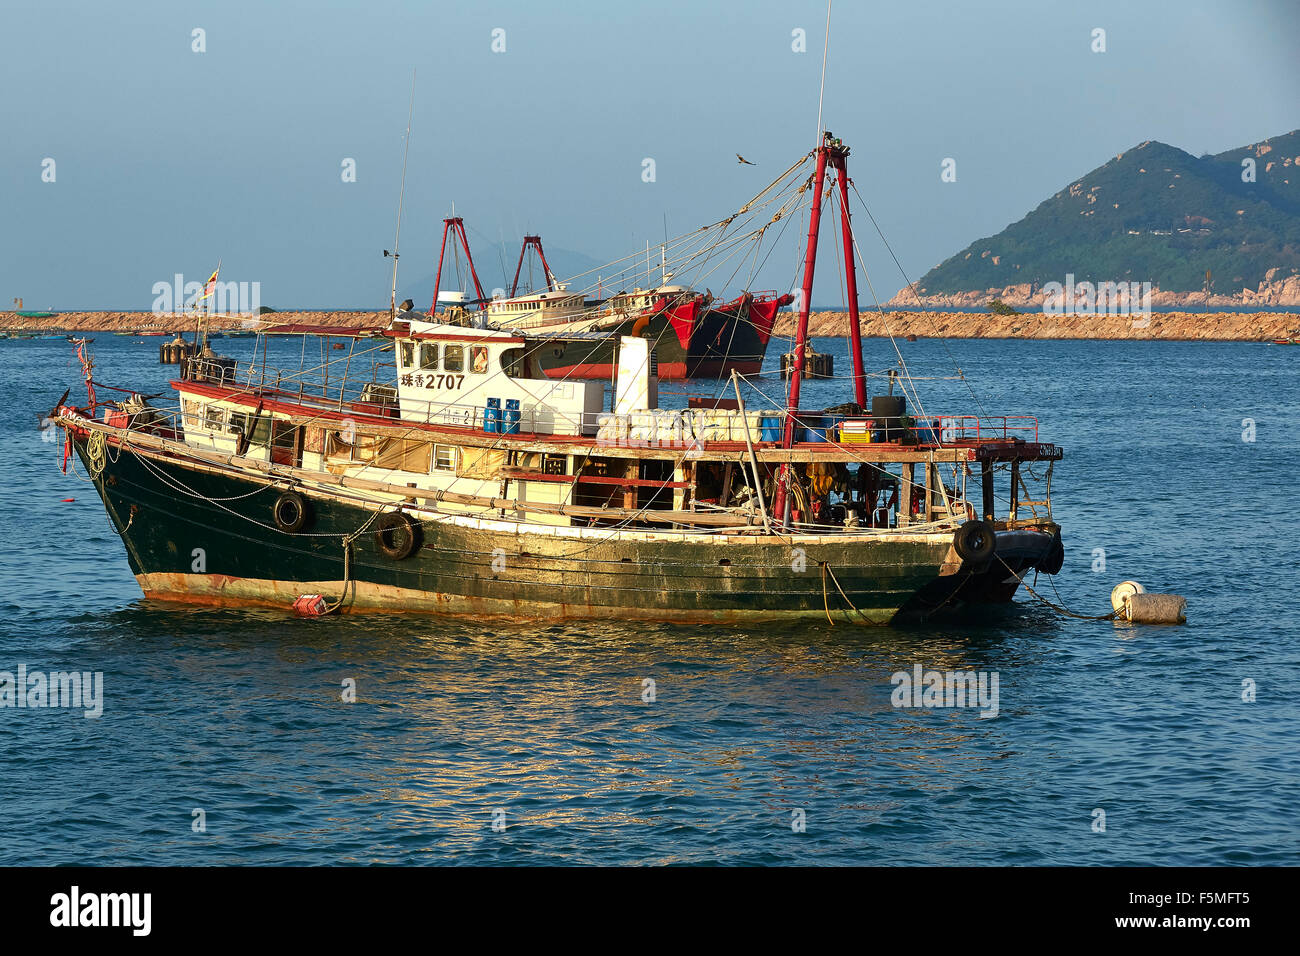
3, 0, 1297, 310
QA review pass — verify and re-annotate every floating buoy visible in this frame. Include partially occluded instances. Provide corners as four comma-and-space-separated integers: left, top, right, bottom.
61, 498, 75, 502
292, 594, 329, 616
1123, 592, 1187, 624
1111, 580, 1186, 624
1110, 580, 1146, 613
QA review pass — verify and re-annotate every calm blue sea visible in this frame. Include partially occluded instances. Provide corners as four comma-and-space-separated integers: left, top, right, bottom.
0, 334, 1296, 865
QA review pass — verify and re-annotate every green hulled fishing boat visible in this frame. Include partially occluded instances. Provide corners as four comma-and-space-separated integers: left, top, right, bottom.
53, 132, 1064, 623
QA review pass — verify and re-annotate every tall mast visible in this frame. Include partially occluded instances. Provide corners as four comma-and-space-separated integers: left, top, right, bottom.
770, 0, 871, 529
662, 213, 669, 283
814, 0, 832, 145
510, 236, 555, 296
832, 146, 867, 407
430, 217, 487, 313
771, 136, 831, 529
388, 72, 416, 322
781, 136, 831, 448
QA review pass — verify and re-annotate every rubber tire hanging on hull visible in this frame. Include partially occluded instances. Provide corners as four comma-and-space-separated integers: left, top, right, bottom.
272, 491, 312, 533
1038, 531, 1065, 575
376, 511, 422, 560
953, 520, 996, 564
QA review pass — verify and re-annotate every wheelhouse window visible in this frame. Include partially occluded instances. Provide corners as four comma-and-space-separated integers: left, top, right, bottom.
470, 345, 488, 374
501, 347, 526, 378
271, 421, 298, 450
228, 410, 248, 436
270, 420, 301, 467
400, 341, 415, 369
248, 414, 273, 446
419, 342, 439, 370
433, 444, 457, 472
204, 406, 225, 431
444, 345, 464, 372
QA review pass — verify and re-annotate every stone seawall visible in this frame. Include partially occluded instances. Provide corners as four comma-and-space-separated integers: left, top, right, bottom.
775, 310, 1295, 341
2, 309, 1295, 341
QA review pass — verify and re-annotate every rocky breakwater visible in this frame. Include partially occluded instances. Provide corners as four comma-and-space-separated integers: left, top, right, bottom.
0, 311, 390, 333
774, 310, 1298, 341
4, 309, 1294, 341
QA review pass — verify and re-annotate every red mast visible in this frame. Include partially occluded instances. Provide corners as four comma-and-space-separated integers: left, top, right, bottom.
832, 149, 867, 408
430, 217, 487, 314
772, 131, 868, 528
781, 142, 830, 450
510, 236, 556, 297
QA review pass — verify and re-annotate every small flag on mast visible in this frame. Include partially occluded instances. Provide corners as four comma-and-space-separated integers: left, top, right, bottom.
188, 262, 221, 313
198, 264, 220, 301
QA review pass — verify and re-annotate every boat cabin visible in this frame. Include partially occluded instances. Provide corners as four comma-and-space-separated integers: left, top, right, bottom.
391, 320, 604, 434
483, 286, 587, 329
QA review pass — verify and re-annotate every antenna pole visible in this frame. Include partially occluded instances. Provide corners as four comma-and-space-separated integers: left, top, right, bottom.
389, 71, 416, 321
662, 212, 668, 283
814, 0, 832, 145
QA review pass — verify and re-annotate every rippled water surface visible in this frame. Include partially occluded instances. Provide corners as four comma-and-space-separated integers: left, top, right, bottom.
1, 334, 1296, 864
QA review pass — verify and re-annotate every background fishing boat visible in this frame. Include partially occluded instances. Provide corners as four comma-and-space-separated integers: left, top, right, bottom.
427, 222, 793, 380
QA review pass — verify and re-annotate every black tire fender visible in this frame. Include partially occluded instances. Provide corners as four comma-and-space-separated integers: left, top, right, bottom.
375, 511, 422, 560
953, 520, 996, 564
1038, 531, 1065, 575
272, 490, 312, 533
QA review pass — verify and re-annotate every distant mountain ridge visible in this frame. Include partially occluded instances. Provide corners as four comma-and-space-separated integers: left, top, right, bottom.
894, 129, 1300, 306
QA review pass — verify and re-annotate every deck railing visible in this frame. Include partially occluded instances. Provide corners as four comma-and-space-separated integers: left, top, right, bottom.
179, 356, 1041, 449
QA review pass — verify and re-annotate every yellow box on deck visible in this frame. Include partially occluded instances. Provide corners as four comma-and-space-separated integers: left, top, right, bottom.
838, 427, 873, 444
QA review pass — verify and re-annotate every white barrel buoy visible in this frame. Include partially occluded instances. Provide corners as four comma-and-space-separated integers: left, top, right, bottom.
1123, 592, 1187, 624
1110, 580, 1146, 613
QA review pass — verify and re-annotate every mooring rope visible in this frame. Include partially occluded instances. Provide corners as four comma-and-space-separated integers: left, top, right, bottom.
997, 556, 1115, 620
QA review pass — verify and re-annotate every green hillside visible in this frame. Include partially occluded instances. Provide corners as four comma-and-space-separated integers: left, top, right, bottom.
916, 130, 1300, 295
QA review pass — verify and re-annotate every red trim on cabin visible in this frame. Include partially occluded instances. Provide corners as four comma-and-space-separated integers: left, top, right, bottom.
171, 379, 590, 444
